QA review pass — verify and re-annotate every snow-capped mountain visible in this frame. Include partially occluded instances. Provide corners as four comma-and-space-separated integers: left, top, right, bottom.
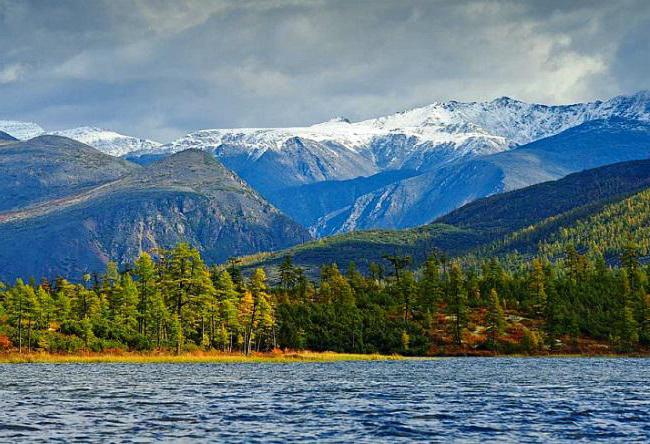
148, 90, 650, 154
313, 117, 650, 235
50, 127, 161, 157
122, 90, 650, 236
0, 120, 44, 140
136, 91, 650, 182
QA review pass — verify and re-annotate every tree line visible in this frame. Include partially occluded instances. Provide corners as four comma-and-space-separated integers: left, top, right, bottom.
0, 241, 648, 355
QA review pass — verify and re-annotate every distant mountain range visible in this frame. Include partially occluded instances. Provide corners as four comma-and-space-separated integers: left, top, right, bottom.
1, 91, 650, 279
0, 123, 162, 157
123, 91, 650, 236
315, 117, 650, 235
0, 120, 44, 140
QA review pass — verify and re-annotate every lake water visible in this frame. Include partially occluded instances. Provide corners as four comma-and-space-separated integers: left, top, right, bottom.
1, 358, 649, 442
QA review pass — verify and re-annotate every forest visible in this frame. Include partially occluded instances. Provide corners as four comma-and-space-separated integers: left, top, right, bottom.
0, 241, 648, 356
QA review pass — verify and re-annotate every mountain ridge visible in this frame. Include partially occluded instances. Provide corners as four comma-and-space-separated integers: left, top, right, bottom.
0, 135, 140, 212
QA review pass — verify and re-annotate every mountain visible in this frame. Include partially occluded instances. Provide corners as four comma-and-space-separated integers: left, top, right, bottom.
50, 127, 162, 157
0, 131, 18, 144
143, 114, 507, 192
0, 135, 139, 212
436, 157, 650, 236
240, 158, 650, 276
0, 149, 310, 281
126, 91, 650, 234
264, 169, 419, 228
0, 120, 44, 140
318, 117, 650, 234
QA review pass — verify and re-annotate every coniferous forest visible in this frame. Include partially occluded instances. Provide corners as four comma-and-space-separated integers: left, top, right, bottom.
1, 241, 648, 356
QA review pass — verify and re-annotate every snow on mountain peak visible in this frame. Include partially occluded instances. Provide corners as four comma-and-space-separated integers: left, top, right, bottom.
49, 127, 162, 157
0, 120, 45, 140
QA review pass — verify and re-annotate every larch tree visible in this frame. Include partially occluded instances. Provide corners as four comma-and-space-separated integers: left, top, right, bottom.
485, 288, 506, 350
447, 261, 468, 347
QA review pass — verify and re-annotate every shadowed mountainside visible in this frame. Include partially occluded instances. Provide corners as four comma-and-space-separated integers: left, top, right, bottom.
0, 148, 310, 281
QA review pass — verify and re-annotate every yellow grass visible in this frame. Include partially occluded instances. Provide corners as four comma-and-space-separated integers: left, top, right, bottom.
0, 350, 406, 364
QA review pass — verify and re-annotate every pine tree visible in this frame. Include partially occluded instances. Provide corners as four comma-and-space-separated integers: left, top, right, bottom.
417, 255, 442, 327
619, 304, 639, 352
115, 274, 139, 335
215, 270, 240, 351
36, 285, 54, 330
279, 255, 296, 294
6, 280, 39, 352
529, 258, 547, 315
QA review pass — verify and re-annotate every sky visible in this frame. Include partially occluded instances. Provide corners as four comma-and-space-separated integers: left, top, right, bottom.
0, 0, 648, 142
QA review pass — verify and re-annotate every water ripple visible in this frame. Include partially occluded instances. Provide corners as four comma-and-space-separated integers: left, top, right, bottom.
1, 358, 649, 442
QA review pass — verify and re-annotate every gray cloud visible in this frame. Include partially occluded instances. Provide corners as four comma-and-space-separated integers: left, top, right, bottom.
0, 0, 648, 141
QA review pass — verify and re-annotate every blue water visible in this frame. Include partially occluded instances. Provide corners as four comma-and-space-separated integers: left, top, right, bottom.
1, 358, 649, 442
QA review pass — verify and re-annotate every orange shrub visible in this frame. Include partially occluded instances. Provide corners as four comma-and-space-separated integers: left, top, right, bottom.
0, 335, 12, 351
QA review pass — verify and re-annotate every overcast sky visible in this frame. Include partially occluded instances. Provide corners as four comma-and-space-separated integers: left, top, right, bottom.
0, 0, 648, 142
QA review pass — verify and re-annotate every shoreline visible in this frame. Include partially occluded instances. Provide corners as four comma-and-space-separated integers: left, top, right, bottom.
1, 350, 647, 364
0, 351, 408, 364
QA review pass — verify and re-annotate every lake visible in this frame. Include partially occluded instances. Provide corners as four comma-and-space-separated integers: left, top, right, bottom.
1, 358, 649, 442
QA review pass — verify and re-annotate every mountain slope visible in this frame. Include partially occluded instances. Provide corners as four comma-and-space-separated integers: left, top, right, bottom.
240, 158, 650, 276
0, 135, 139, 212
50, 127, 162, 157
0, 149, 310, 280
265, 169, 419, 227
321, 118, 650, 233
0, 131, 18, 144
532, 188, 650, 261
437, 157, 650, 235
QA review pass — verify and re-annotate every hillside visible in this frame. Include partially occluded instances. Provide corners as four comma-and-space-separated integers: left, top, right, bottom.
436, 157, 650, 235
484, 187, 650, 262
0, 135, 139, 212
241, 158, 650, 276
0, 149, 310, 281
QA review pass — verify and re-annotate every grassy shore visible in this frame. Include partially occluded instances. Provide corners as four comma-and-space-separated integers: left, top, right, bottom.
0, 350, 406, 364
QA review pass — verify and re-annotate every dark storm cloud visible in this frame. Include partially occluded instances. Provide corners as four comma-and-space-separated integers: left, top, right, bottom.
0, 0, 648, 141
